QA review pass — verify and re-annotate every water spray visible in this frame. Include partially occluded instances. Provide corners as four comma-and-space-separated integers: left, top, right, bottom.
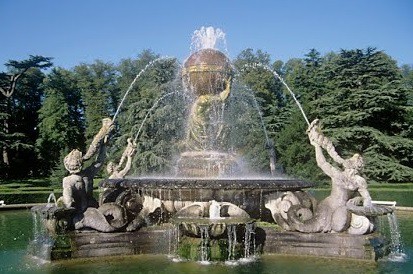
133, 91, 180, 143
242, 63, 310, 126
112, 56, 178, 123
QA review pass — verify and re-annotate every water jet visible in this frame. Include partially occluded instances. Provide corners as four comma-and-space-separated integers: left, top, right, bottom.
29, 26, 401, 265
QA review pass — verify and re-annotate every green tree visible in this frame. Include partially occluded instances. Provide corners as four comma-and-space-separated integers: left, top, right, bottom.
317, 48, 413, 183
401, 64, 413, 138
0, 55, 52, 178
74, 61, 119, 143
36, 68, 85, 179
112, 50, 183, 175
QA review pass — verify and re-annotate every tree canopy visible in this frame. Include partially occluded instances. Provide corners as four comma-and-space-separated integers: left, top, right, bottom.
1, 48, 412, 185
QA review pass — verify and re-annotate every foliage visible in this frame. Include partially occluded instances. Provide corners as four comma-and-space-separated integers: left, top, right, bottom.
0, 55, 52, 178
0, 69, 48, 178
2, 48, 412, 184
317, 48, 413, 183
112, 50, 184, 175
74, 61, 119, 143
232, 49, 288, 173
36, 68, 85, 178
275, 48, 413, 183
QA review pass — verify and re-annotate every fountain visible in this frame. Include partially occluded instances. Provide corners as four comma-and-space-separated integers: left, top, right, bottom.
30, 26, 399, 263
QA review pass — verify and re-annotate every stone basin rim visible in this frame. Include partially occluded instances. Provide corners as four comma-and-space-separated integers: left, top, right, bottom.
100, 177, 315, 190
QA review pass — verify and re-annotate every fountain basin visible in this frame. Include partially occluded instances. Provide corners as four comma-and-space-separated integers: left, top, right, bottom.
100, 177, 314, 194
100, 177, 314, 218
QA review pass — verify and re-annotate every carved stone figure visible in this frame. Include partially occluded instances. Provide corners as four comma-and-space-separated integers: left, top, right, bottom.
107, 138, 137, 179
125, 195, 163, 231
185, 78, 231, 151
58, 118, 137, 232
74, 203, 127, 232
61, 118, 114, 211
175, 200, 250, 237
182, 48, 233, 152
266, 119, 392, 234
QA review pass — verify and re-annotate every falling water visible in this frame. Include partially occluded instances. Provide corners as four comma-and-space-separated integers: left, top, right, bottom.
112, 57, 177, 123
247, 91, 277, 175
199, 225, 210, 263
230, 87, 276, 175
133, 91, 181, 143
209, 200, 222, 219
243, 222, 256, 258
31, 211, 41, 240
47, 193, 57, 207
29, 210, 54, 261
242, 63, 310, 126
387, 212, 408, 262
227, 224, 237, 261
168, 225, 180, 261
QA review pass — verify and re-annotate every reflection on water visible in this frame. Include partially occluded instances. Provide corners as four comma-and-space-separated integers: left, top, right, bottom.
0, 210, 412, 274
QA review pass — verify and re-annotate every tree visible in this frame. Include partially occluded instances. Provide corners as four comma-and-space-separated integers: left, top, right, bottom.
232, 49, 287, 173
401, 64, 413, 138
36, 68, 85, 179
316, 48, 413, 183
74, 61, 119, 144
112, 50, 183, 175
0, 55, 52, 177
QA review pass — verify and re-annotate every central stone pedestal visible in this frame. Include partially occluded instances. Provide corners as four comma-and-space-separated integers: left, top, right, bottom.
175, 151, 240, 177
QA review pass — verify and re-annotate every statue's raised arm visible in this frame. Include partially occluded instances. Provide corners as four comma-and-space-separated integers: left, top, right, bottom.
107, 138, 137, 179
307, 119, 340, 178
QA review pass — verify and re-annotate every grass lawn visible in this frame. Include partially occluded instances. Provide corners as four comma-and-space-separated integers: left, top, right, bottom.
0, 178, 103, 205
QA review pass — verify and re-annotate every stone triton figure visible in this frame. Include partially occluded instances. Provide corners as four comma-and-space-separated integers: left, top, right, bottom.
266, 119, 391, 235
59, 118, 129, 232
307, 119, 372, 208
61, 118, 114, 211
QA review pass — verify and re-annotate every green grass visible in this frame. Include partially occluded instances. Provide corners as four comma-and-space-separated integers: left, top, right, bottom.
0, 177, 106, 204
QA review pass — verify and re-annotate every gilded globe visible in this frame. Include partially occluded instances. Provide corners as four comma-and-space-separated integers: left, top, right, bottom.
182, 49, 233, 96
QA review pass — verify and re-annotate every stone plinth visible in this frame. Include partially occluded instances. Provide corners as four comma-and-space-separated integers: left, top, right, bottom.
43, 224, 388, 261
51, 225, 173, 260
259, 228, 389, 261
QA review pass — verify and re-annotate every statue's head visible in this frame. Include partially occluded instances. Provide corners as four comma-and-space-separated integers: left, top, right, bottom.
182, 48, 233, 96
344, 153, 364, 170
64, 149, 83, 174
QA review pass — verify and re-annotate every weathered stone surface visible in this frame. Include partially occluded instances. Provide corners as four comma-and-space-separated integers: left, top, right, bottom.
260, 228, 388, 261
44, 223, 388, 261
69, 226, 173, 259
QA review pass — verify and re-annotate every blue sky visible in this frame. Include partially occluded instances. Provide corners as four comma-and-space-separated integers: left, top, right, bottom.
1, 0, 412, 70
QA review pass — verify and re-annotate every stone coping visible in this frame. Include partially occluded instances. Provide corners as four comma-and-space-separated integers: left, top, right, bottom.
99, 177, 315, 191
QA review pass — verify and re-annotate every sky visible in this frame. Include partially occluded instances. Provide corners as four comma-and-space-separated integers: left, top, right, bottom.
1, 0, 412, 71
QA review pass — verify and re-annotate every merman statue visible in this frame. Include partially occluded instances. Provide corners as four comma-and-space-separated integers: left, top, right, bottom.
265, 119, 392, 235
61, 118, 114, 211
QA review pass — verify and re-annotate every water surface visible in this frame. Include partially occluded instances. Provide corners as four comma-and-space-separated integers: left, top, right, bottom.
0, 210, 412, 274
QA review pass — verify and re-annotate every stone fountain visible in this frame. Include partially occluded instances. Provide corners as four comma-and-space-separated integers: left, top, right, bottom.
31, 26, 395, 262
